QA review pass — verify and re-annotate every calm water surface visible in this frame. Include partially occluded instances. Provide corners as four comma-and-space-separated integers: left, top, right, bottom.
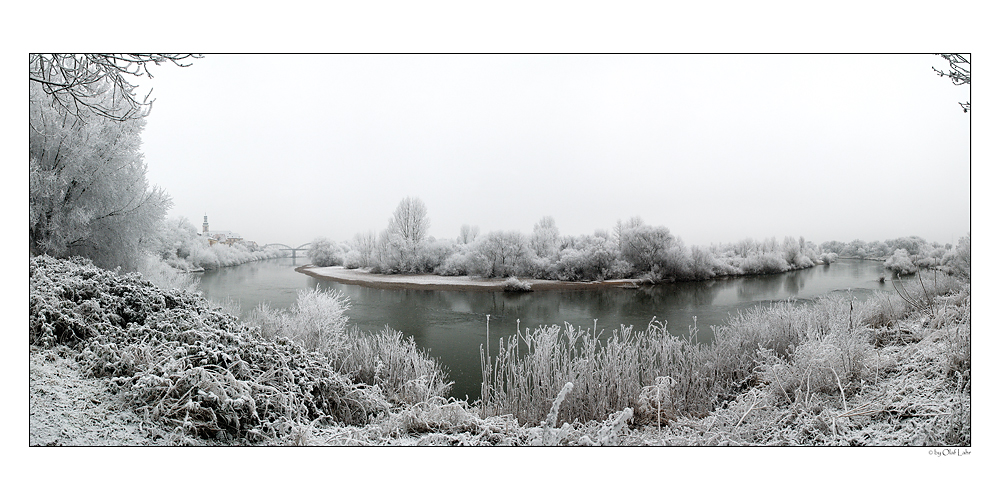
196, 258, 897, 400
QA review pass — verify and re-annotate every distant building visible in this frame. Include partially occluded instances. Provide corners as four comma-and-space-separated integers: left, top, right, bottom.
200, 214, 245, 246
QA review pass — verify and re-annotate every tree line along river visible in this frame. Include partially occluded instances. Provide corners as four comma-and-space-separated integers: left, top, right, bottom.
195, 258, 898, 400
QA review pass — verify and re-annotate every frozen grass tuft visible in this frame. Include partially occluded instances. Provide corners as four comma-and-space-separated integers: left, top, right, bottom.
245, 289, 451, 406
481, 319, 722, 426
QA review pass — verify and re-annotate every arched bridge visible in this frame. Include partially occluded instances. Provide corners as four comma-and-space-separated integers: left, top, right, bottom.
263, 243, 312, 259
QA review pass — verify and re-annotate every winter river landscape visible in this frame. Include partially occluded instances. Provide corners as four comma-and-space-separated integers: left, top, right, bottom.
196, 257, 899, 400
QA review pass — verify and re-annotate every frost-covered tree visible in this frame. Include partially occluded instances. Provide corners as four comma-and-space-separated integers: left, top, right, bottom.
388, 197, 429, 245
308, 237, 343, 267
884, 249, 917, 275
458, 224, 479, 245
733, 238, 757, 258
613, 216, 644, 252
820, 240, 846, 255
782, 236, 801, 265
950, 233, 971, 281
29, 84, 171, 271
344, 231, 377, 268
690, 245, 721, 280
530, 216, 560, 260
382, 197, 429, 272
619, 225, 674, 274
553, 234, 618, 281
151, 216, 200, 263
474, 231, 531, 278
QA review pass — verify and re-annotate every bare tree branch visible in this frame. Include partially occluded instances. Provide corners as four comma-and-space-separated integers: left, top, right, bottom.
29, 54, 202, 122
932, 53, 971, 113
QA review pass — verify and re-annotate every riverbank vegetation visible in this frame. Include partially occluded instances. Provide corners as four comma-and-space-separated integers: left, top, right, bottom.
30, 254, 970, 445
821, 234, 971, 278
316, 198, 967, 285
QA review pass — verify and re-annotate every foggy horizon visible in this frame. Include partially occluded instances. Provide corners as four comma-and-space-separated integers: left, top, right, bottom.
137, 54, 970, 248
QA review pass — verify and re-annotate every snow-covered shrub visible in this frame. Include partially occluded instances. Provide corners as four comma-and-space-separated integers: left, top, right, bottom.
792, 253, 815, 269
29, 255, 389, 441
552, 238, 618, 281
337, 326, 452, 404
653, 244, 694, 281
342, 249, 365, 269
619, 225, 675, 274
308, 237, 343, 267
607, 258, 635, 280
415, 238, 456, 273
281, 287, 350, 353
767, 330, 874, 398
186, 238, 280, 270
243, 289, 452, 405
689, 246, 719, 280
434, 249, 476, 276
739, 253, 790, 274
137, 253, 198, 292
501, 277, 533, 292
884, 249, 917, 275
471, 231, 532, 278
948, 233, 971, 281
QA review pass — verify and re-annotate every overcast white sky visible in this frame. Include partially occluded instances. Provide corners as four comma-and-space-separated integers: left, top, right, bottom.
137, 54, 970, 248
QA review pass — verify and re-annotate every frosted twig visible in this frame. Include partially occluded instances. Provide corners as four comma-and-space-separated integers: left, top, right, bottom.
828, 362, 848, 413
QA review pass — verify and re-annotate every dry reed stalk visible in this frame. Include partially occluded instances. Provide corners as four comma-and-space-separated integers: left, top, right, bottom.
733, 390, 760, 430
828, 362, 847, 413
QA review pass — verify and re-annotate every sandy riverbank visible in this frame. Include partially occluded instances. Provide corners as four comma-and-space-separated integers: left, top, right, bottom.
296, 265, 643, 291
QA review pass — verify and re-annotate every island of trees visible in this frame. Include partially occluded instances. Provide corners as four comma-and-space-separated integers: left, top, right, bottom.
307, 197, 971, 284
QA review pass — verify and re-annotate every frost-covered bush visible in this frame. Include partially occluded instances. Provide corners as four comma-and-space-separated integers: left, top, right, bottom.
29, 255, 389, 441
739, 253, 790, 274
308, 237, 344, 267
282, 287, 351, 353
652, 244, 694, 281
137, 253, 198, 292
782, 236, 801, 265
501, 277, 533, 292
245, 289, 451, 405
619, 225, 674, 274
763, 331, 874, 400
792, 253, 815, 269
471, 231, 532, 278
434, 248, 477, 276
415, 238, 456, 273
607, 258, 635, 279
151, 217, 200, 265
946, 233, 971, 281
551, 235, 618, 281
689, 246, 719, 280
336, 326, 452, 405
343, 249, 365, 269
884, 249, 917, 275
818, 252, 838, 265
185, 239, 280, 270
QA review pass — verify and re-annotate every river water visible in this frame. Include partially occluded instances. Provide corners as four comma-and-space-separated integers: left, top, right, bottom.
195, 257, 897, 400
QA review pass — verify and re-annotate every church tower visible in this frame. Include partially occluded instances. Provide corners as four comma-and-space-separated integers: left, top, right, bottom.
203, 214, 209, 235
